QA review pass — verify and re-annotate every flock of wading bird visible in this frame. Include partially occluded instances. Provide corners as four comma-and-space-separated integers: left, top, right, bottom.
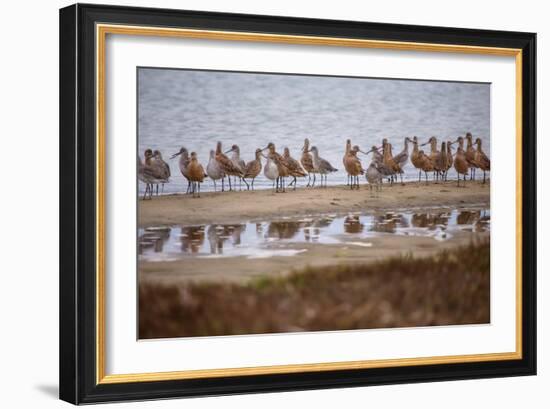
137, 132, 490, 199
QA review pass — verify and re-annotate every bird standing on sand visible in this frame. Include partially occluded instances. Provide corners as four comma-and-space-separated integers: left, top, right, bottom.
262, 149, 279, 191
436, 142, 448, 183
243, 148, 262, 190
410, 136, 424, 183
206, 149, 225, 192
452, 137, 469, 187
138, 155, 161, 200
465, 133, 479, 180
382, 140, 400, 185
418, 150, 435, 185
283, 147, 307, 190
309, 146, 337, 188
215, 141, 244, 191
301, 138, 316, 187
421, 136, 443, 182
365, 162, 383, 193
170, 147, 191, 194
474, 138, 490, 184
343, 145, 364, 189
187, 152, 206, 197
445, 140, 454, 181
392, 137, 412, 184
263, 142, 290, 192
152, 150, 170, 194
225, 144, 247, 190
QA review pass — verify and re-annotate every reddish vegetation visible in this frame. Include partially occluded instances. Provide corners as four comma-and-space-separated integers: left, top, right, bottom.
139, 240, 490, 339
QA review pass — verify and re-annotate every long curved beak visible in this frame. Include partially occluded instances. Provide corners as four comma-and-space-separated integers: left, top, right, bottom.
170, 152, 181, 159
420, 142, 429, 147
224, 148, 233, 154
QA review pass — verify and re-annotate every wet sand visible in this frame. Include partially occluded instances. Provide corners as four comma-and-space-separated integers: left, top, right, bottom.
138, 181, 490, 228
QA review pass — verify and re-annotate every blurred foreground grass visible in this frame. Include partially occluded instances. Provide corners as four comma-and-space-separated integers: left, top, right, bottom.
139, 240, 489, 339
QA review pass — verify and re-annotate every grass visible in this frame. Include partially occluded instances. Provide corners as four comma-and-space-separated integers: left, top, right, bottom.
139, 240, 490, 339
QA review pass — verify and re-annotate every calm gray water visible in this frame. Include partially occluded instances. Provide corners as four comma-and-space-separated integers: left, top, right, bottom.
138, 69, 490, 194
138, 208, 490, 262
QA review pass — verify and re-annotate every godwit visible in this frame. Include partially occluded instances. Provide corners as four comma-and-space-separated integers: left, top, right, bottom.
283, 147, 307, 190
410, 136, 424, 182
365, 162, 383, 193
309, 146, 337, 188
436, 142, 448, 183
343, 145, 364, 189
465, 133, 479, 180
445, 140, 454, 181
215, 141, 243, 191
170, 147, 191, 194
152, 150, 170, 194
343, 139, 352, 186
300, 138, 316, 187
243, 148, 262, 190
225, 144, 247, 190
262, 142, 290, 192
137, 155, 160, 200
418, 149, 435, 185
452, 137, 469, 187
262, 149, 279, 191
362, 145, 393, 180
392, 137, 412, 184
206, 149, 225, 192
382, 140, 400, 185
474, 138, 491, 184
421, 136, 442, 182
187, 152, 206, 197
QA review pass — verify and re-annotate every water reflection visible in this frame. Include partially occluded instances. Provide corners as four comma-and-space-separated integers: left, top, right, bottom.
138, 208, 490, 261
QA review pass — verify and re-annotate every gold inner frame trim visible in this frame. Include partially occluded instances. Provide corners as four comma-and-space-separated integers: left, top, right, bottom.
95, 23, 523, 385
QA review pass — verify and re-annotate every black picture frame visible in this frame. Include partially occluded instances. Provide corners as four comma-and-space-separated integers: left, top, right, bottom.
59, 3, 536, 404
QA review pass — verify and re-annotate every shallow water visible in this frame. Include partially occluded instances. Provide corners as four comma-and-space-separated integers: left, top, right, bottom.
138, 208, 490, 262
138, 69, 491, 194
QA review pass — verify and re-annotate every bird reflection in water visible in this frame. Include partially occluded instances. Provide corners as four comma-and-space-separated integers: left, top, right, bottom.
267, 221, 301, 239
370, 213, 408, 233
411, 212, 450, 230
138, 227, 171, 254
205, 224, 246, 254
179, 226, 205, 254
343, 215, 363, 234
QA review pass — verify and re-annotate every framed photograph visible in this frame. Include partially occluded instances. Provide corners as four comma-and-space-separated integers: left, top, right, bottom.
59, 3, 536, 404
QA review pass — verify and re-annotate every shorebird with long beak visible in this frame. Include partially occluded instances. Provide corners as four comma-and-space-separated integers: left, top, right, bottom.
300, 138, 316, 187
262, 142, 290, 192
436, 142, 448, 183
362, 145, 393, 181
215, 141, 243, 191
365, 162, 383, 193
418, 149, 435, 185
225, 144, 246, 190
344, 145, 364, 189
206, 149, 225, 192
343, 139, 352, 186
187, 152, 207, 197
392, 137, 412, 184
382, 140, 400, 185
152, 150, 170, 194
410, 136, 423, 183
138, 155, 161, 200
465, 132, 479, 180
243, 149, 262, 190
309, 146, 337, 188
445, 140, 454, 181
261, 148, 279, 191
283, 147, 307, 190
474, 137, 490, 184
170, 147, 191, 194
452, 137, 469, 187
421, 136, 442, 182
